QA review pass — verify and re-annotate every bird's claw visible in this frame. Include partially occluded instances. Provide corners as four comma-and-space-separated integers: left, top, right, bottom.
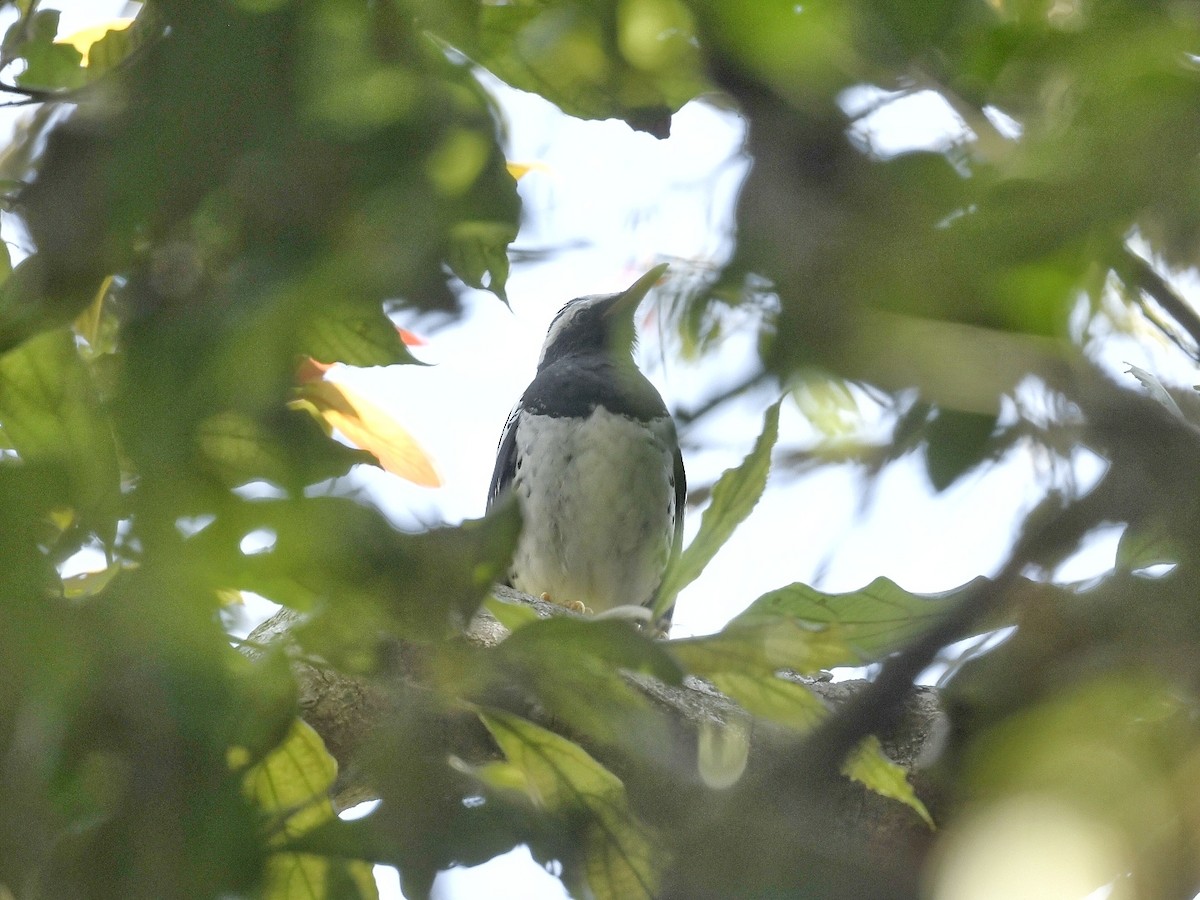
540, 592, 592, 615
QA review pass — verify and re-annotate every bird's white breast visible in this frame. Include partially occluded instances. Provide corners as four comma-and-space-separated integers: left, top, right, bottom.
510, 408, 677, 612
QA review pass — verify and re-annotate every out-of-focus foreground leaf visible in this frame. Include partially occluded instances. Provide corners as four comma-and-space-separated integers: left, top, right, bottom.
734, 576, 972, 667
0, 328, 120, 546
243, 719, 379, 900
4, 0, 1200, 897
436, 0, 708, 135
472, 708, 661, 900
294, 379, 441, 487
671, 576, 948, 825
653, 398, 782, 618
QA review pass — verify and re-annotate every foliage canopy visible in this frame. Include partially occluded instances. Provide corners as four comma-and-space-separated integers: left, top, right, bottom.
3, 1, 1200, 898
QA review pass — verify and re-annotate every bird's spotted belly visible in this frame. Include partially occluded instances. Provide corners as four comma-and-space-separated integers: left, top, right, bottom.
510, 408, 677, 612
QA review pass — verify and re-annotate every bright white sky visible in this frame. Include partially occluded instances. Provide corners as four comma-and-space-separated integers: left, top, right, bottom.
24, 4, 1200, 899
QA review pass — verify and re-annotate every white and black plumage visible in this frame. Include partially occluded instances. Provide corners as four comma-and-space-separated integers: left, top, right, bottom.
487, 265, 685, 621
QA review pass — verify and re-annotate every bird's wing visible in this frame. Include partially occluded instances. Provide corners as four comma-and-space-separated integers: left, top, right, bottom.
672, 444, 687, 554
653, 439, 687, 627
487, 403, 521, 510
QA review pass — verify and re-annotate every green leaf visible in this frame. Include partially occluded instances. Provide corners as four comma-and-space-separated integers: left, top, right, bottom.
494, 617, 683, 747
482, 591, 544, 632
465, 0, 706, 133
240, 719, 337, 825
708, 670, 827, 730
653, 398, 782, 618
195, 408, 372, 491
0, 329, 121, 543
447, 221, 516, 301
733, 576, 961, 668
924, 408, 997, 492
500, 617, 683, 686
844, 735, 933, 829
15, 10, 85, 91
299, 311, 425, 369
82, 24, 134, 79
474, 708, 661, 900
671, 617, 850, 679
242, 719, 380, 900
207, 495, 522, 654
670, 618, 829, 731
671, 600, 934, 826
1115, 522, 1181, 573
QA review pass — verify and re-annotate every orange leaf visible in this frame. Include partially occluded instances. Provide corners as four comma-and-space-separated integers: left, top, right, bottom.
296, 357, 335, 384
303, 380, 441, 487
397, 327, 426, 347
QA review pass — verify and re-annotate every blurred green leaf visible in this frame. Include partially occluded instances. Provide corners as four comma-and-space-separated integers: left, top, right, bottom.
11, 9, 85, 91
462, 0, 706, 133
194, 406, 371, 491
1115, 522, 1181, 574
199, 495, 522, 652
0, 328, 120, 544
447, 220, 517, 301
243, 719, 379, 900
653, 398, 782, 618
492, 617, 683, 747
734, 576, 964, 667
300, 311, 425, 369
672, 617, 849, 678
954, 673, 1197, 898
707, 670, 827, 730
482, 590, 544, 632
674, 582, 936, 824
924, 409, 998, 492
474, 708, 661, 900
671, 618, 830, 733
844, 735, 933, 828
672, 627, 930, 823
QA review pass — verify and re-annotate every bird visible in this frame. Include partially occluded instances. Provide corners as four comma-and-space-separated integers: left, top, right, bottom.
487, 264, 685, 625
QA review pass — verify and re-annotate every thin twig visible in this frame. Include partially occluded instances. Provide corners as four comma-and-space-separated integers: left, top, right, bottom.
1116, 247, 1200, 361
675, 371, 770, 425
0, 81, 66, 102
794, 361, 1200, 780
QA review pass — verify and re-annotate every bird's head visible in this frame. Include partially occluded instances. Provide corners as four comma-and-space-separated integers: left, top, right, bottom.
537, 264, 669, 370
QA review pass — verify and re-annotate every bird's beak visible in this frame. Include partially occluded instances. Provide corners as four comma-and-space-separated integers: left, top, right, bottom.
605, 263, 670, 321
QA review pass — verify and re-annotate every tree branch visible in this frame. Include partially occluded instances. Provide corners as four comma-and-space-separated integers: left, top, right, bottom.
242, 586, 946, 843
1115, 247, 1200, 361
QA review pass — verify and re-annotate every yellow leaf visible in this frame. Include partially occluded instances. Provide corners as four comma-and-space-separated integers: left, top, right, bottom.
506, 160, 551, 181
47, 507, 76, 532
300, 380, 441, 487
58, 19, 134, 66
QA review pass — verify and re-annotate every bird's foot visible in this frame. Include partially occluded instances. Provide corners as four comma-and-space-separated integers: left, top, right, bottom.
540, 592, 591, 615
